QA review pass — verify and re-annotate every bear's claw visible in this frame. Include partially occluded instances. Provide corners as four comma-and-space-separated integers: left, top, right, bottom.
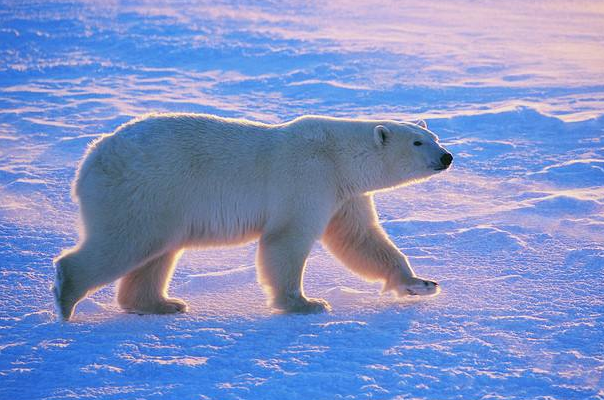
391, 277, 440, 298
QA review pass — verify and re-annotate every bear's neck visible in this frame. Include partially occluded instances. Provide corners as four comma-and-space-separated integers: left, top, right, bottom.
286, 116, 394, 199
326, 124, 391, 199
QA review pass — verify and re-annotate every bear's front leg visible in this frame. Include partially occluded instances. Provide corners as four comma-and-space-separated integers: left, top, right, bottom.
323, 194, 440, 299
256, 229, 331, 314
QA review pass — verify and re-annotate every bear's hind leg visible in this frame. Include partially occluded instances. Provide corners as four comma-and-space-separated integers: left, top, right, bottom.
54, 236, 173, 320
117, 250, 187, 315
53, 249, 92, 321
53, 242, 124, 321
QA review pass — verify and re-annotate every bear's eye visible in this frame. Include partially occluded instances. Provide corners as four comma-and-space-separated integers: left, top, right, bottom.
413, 141, 422, 146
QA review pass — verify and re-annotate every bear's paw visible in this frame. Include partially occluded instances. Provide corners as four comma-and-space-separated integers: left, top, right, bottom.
389, 277, 440, 298
273, 295, 332, 314
125, 297, 189, 315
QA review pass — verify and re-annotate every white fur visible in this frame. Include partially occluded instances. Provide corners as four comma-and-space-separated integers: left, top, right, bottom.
53, 114, 450, 320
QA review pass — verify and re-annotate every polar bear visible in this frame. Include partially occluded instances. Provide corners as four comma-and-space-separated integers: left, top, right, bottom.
53, 114, 453, 320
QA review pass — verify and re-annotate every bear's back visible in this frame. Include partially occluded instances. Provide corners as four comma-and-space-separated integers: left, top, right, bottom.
115, 113, 280, 152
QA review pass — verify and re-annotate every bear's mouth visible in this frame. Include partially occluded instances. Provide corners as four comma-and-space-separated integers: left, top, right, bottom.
433, 165, 448, 171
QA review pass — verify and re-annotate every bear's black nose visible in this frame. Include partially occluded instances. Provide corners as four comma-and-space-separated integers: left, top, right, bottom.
440, 153, 453, 167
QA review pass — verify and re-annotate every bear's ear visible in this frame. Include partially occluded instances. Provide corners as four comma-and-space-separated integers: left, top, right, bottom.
374, 125, 390, 146
412, 119, 427, 129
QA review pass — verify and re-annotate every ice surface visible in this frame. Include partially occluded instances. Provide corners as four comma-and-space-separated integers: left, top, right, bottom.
1, 1, 603, 399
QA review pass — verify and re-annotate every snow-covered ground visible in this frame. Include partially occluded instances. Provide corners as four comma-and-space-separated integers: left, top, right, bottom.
1, 1, 603, 399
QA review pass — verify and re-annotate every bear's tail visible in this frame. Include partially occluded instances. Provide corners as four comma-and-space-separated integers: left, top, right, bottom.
71, 139, 100, 200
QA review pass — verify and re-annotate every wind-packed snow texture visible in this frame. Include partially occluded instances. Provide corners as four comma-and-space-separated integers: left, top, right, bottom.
1, 1, 603, 399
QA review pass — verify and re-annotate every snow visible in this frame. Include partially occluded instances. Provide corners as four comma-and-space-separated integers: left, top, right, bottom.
1, 0, 603, 399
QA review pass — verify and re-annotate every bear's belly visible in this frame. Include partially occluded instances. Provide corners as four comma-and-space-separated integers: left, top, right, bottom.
185, 223, 263, 248
182, 200, 266, 248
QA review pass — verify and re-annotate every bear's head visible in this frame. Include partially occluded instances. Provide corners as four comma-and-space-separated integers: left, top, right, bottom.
372, 119, 452, 189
